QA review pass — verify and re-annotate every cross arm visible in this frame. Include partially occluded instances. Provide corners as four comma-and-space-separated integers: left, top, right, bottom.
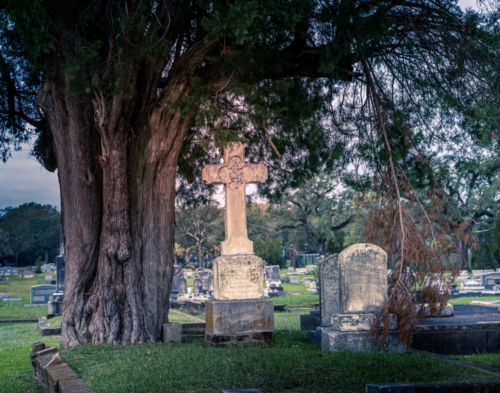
202, 164, 225, 184
244, 164, 268, 184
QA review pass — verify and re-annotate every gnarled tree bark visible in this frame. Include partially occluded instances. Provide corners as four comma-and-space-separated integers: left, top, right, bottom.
38, 24, 215, 347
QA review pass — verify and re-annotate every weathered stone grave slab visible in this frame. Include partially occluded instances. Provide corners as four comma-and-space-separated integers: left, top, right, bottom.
264, 265, 281, 288
316, 244, 402, 353
30, 285, 57, 304
213, 255, 263, 300
289, 275, 300, 285
319, 254, 340, 327
339, 244, 387, 313
482, 272, 500, 290
21, 270, 35, 278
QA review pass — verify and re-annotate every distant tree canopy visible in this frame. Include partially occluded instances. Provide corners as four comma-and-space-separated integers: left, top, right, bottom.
0, 203, 61, 266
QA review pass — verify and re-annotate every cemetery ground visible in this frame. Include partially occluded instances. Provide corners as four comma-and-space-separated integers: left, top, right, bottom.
0, 272, 56, 320
2, 270, 500, 393
2, 317, 500, 393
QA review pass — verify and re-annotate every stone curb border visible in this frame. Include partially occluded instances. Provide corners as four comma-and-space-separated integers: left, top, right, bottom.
30, 342, 91, 393
38, 317, 62, 336
409, 348, 500, 376
367, 350, 500, 392
0, 319, 38, 323
366, 382, 500, 392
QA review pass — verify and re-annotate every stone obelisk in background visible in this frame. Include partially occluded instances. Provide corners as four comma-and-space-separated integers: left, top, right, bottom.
202, 142, 274, 346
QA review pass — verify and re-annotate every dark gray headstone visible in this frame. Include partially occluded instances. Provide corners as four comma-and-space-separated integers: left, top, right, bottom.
56, 255, 66, 293
193, 278, 202, 294
319, 254, 340, 327
199, 271, 213, 293
265, 265, 281, 287
30, 285, 57, 304
178, 278, 188, 295
481, 272, 500, 290
172, 265, 185, 292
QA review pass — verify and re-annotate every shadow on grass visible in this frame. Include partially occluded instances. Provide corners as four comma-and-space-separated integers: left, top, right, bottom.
61, 329, 500, 393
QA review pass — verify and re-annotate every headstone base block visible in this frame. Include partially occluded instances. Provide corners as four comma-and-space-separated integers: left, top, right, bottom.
205, 299, 274, 347
47, 301, 63, 316
321, 328, 405, 353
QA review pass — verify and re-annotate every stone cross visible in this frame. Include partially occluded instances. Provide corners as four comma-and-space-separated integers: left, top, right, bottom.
202, 142, 267, 255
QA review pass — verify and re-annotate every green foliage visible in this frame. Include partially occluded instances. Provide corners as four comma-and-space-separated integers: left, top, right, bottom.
274, 174, 354, 255
0, 0, 497, 202
311, 266, 319, 282
175, 203, 222, 264
254, 238, 284, 268
0, 203, 60, 266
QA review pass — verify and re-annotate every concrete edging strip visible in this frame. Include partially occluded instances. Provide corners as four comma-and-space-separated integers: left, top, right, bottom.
30, 343, 91, 393
0, 319, 38, 323
38, 317, 61, 336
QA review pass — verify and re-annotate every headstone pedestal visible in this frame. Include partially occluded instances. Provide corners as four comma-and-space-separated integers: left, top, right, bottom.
48, 255, 65, 315
204, 254, 274, 347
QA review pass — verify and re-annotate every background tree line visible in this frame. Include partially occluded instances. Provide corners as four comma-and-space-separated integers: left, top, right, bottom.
0, 203, 61, 266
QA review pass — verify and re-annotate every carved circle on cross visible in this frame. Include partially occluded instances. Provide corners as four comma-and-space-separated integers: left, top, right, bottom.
218, 155, 254, 191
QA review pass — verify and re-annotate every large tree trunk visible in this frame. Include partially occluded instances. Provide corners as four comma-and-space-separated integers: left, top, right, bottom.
38, 55, 103, 349
197, 242, 204, 271
37, 21, 215, 347
318, 239, 327, 257
456, 237, 469, 271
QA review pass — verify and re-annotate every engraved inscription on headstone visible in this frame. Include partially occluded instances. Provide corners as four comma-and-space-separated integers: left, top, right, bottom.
30, 285, 57, 304
213, 255, 263, 300
319, 254, 341, 327
338, 244, 387, 313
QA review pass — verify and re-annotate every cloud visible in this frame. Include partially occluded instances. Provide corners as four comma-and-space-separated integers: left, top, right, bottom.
0, 147, 60, 210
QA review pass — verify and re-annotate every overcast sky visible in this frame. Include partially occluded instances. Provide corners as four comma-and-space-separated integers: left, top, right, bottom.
0, 0, 482, 210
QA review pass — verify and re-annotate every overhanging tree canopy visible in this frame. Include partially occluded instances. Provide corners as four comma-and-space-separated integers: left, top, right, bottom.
0, 0, 497, 348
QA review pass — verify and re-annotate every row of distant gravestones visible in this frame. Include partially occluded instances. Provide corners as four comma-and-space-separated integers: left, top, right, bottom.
171, 267, 214, 299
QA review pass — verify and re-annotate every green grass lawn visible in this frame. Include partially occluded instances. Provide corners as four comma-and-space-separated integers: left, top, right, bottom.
448, 296, 500, 305
0, 323, 60, 393
169, 310, 204, 323
2, 310, 500, 393
61, 331, 500, 393
451, 353, 500, 368
0, 273, 56, 320
46, 316, 62, 328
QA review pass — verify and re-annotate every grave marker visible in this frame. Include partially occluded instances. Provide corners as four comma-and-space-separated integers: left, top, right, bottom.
30, 285, 57, 304
201, 142, 274, 347
318, 244, 401, 353
202, 142, 267, 255
481, 272, 500, 290
289, 275, 300, 285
